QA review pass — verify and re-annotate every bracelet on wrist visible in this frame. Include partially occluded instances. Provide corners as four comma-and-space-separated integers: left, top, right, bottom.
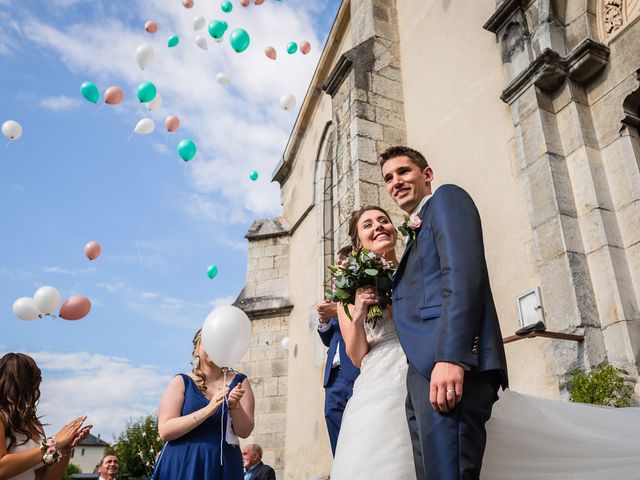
40, 437, 62, 465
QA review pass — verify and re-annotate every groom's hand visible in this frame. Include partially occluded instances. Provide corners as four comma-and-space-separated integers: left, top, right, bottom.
430, 362, 464, 413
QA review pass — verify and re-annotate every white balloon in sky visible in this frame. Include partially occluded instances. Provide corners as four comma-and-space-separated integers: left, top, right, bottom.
12, 297, 41, 321
279, 93, 296, 111
2, 120, 23, 140
281, 336, 291, 350
193, 15, 206, 31
216, 72, 230, 85
33, 285, 61, 316
134, 118, 156, 135
144, 92, 162, 111
196, 35, 208, 50
135, 44, 155, 70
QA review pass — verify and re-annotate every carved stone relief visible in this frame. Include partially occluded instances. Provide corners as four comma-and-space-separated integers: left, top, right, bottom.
598, 0, 640, 43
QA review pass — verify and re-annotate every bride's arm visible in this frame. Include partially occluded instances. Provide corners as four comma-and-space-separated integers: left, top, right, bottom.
338, 287, 378, 368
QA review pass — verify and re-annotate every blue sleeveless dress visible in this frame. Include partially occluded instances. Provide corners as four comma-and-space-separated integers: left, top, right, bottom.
152, 373, 246, 480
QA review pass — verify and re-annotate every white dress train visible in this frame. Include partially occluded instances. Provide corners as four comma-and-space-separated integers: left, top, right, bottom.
329, 311, 640, 479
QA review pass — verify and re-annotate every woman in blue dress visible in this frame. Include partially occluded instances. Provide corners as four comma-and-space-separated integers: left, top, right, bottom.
153, 329, 255, 480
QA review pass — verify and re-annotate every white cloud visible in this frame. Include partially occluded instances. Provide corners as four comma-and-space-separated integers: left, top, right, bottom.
209, 295, 236, 309
25, 351, 171, 440
40, 95, 82, 111
20, 1, 322, 219
43, 265, 96, 276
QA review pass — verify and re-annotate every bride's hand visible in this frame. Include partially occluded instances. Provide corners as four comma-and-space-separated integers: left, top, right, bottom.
353, 287, 379, 324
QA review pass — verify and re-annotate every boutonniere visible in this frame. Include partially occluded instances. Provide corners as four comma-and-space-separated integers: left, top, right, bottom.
398, 214, 422, 254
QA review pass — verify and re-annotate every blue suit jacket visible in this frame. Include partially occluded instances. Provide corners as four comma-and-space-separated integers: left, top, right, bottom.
393, 185, 508, 387
318, 317, 360, 386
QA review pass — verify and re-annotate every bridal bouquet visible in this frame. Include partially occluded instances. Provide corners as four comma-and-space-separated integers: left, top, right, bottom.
325, 248, 396, 328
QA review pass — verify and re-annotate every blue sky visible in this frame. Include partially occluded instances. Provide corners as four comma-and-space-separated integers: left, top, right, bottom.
0, 0, 341, 440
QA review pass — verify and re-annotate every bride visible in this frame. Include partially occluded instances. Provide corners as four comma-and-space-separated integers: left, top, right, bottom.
330, 206, 640, 479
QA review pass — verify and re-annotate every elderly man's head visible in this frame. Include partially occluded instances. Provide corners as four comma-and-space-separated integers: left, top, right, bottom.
97, 454, 119, 479
242, 443, 263, 470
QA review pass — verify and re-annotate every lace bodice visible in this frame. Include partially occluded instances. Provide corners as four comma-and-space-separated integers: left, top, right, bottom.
358, 308, 406, 387
363, 308, 398, 348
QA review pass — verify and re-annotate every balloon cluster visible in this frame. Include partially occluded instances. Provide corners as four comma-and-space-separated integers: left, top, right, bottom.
12, 286, 91, 321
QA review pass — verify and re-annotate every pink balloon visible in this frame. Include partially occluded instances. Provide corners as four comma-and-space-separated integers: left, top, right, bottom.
104, 87, 124, 105
182, 0, 194, 7
240, 0, 249, 5
59, 296, 92, 321
84, 241, 101, 260
265, 46, 276, 60
254, 0, 264, 4
165, 115, 180, 132
300, 41, 311, 55
145, 21, 158, 33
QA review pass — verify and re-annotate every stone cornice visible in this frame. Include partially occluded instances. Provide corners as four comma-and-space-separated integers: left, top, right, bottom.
322, 54, 353, 96
245, 217, 290, 240
483, 0, 526, 33
500, 40, 609, 104
233, 293, 294, 320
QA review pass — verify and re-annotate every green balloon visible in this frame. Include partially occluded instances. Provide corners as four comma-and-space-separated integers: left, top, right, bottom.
137, 81, 157, 103
207, 265, 218, 279
178, 139, 196, 161
221, 0, 233, 13
208, 20, 228, 39
168, 35, 179, 47
80, 81, 99, 104
230, 28, 250, 53
286, 41, 297, 54
249, 171, 259, 181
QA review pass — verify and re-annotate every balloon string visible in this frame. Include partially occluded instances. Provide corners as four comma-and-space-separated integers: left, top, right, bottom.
93, 103, 105, 114
220, 368, 228, 466
4, 140, 12, 150
127, 104, 142, 142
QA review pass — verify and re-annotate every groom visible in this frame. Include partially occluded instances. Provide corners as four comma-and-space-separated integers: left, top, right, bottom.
381, 146, 508, 480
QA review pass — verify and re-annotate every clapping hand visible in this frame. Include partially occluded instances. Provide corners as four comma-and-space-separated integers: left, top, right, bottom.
54, 416, 89, 451
227, 382, 245, 410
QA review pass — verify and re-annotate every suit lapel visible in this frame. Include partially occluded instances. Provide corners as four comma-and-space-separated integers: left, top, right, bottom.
394, 197, 432, 285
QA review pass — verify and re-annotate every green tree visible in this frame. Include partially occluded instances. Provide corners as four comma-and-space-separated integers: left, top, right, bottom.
568, 363, 633, 407
62, 463, 81, 480
108, 414, 164, 480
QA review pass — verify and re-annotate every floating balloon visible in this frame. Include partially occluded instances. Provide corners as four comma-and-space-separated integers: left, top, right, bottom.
104, 86, 124, 105
2, 120, 22, 141
145, 20, 158, 33
208, 20, 228, 39
134, 118, 155, 135
207, 265, 218, 279
182, 0, 194, 7
221, 0, 233, 12
279, 93, 296, 111
84, 241, 101, 260
300, 41, 311, 54
165, 115, 180, 132
81, 81, 99, 103
59, 296, 91, 321
135, 44, 155, 70
240, 0, 249, 5
168, 35, 179, 47
254, 0, 264, 4
34, 286, 61, 316
12, 297, 41, 321
193, 15, 206, 31
265, 46, 276, 60
286, 41, 297, 54
216, 72, 230, 84
201, 305, 251, 367
249, 171, 258, 181
137, 82, 157, 103
144, 92, 162, 111
230, 28, 250, 53
196, 35, 208, 50
281, 337, 291, 350
178, 139, 196, 161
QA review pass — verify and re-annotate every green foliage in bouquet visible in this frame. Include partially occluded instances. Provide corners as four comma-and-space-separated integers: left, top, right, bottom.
567, 364, 632, 408
325, 247, 396, 328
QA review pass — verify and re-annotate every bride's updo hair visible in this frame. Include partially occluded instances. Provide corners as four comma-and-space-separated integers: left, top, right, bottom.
347, 205, 393, 248
191, 329, 208, 393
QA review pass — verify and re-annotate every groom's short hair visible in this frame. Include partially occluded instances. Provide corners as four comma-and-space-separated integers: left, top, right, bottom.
379, 145, 428, 170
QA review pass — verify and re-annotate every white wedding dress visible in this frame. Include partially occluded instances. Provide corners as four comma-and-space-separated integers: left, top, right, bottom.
330, 311, 640, 479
